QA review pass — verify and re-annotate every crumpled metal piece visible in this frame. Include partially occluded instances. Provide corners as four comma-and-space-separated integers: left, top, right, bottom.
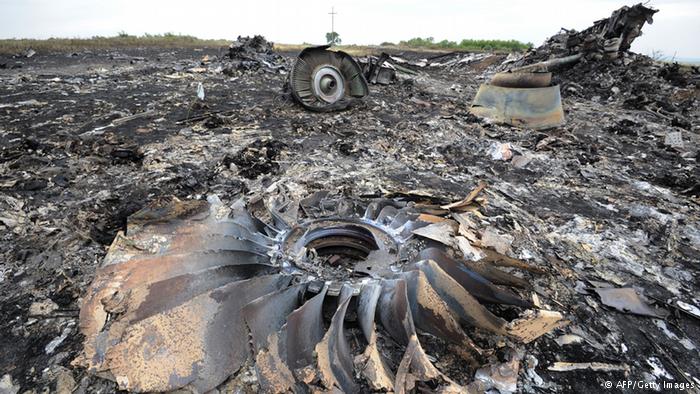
77, 189, 557, 392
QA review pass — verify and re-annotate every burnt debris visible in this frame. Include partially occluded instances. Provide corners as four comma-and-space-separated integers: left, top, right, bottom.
1, 3, 699, 394
227, 35, 285, 72
513, 3, 659, 70
288, 46, 369, 111
76, 187, 560, 392
470, 71, 564, 129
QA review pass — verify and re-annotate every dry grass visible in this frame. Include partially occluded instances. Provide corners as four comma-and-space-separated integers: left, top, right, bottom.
0, 34, 230, 55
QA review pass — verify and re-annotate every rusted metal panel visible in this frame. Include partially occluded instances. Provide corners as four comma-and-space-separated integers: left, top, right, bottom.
102, 274, 289, 392
470, 84, 564, 129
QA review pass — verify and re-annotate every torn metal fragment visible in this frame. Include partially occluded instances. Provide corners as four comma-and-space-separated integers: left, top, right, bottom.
470, 83, 565, 129
507, 310, 568, 343
316, 285, 358, 393
593, 287, 670, 318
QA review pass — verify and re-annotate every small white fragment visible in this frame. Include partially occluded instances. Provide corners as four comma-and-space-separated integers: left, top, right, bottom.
647, 357, 673, 380
45, 323, 74, 355
555, 334, 584, 346
196, 82, 205, 100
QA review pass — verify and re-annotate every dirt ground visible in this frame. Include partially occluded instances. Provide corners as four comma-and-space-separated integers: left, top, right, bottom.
0, 45, 698, 393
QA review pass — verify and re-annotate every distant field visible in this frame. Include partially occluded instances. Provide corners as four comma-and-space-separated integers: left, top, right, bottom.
395, 37, 533, 52
0, 33, 230, 54
0, 33, 534, 56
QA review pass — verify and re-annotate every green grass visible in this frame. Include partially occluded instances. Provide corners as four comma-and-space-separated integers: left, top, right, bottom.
0, 33, 230, 55
398, 37, 532, 52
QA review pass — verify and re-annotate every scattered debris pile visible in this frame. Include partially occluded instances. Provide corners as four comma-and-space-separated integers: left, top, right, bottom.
499, 3, 698, 131
1, 3, 699, 393
227, 35, 284, 71
76, 186, 563, 392
558, 54, 698, 126
513, 3, 658, 70
359, 53, 398, 85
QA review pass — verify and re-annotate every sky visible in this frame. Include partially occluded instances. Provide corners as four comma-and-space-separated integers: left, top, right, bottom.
0, 0, 698, 59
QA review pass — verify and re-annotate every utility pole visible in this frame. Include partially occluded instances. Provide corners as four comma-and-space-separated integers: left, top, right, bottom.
329, 6, 337, 45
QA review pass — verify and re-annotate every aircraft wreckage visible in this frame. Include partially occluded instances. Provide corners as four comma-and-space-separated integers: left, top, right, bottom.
76, 189, 564, 393
58, 3, 690, 393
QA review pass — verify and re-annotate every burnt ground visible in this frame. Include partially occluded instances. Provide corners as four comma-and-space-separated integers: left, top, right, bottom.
0, 46, 698, 393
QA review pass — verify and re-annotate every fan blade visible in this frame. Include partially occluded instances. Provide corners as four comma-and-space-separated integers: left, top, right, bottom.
316, 285, 359, 393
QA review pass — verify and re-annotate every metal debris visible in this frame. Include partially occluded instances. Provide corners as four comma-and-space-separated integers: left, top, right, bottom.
227, 35, 284, 72
515, 3, 658, 68
76, 189, 553, 392
470, 76, 565, 129
592, 287, 670, 318
288, 46, 369, 111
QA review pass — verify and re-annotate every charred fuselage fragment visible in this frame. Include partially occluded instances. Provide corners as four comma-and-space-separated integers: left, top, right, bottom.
77, 190, 558, 392
470, 71, 565, 129
288, 46, 369, 112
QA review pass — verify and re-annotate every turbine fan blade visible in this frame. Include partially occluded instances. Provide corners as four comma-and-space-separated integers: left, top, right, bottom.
357, 282, 395, 390
316, 285, 359, 393
289, 46, 369, 111
420, 247, 533, 308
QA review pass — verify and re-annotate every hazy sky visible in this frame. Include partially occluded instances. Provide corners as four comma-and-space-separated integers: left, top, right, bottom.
1, 0, 698, 58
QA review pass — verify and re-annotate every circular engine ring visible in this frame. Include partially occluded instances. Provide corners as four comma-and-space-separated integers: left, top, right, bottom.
311, 66, 345, 103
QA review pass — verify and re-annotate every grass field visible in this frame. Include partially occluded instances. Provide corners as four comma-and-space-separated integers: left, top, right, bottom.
0, 33, 534, 56
0, 33, 230, 55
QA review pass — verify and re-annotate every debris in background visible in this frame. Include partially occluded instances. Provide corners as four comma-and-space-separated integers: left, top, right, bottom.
227, 35, 284, 72
28, 299, 59, 316
196, 82, 205, 101
489, 142, 514, 161
359, 53, 398, 85
664, 131, 683, 148
512, 3, 658, 70
554, 334, 584, 346
592, 287, 670, 318
676, 301, 700, 320
288, 46, 369, 111
0, 374, 20, 394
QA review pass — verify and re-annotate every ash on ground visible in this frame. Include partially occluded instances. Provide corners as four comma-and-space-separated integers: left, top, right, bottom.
1, 20, 699, 394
